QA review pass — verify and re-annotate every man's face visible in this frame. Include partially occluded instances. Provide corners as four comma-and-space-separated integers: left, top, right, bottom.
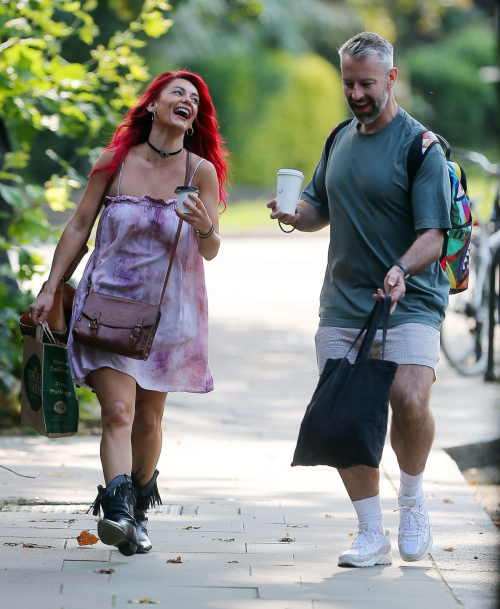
341, 54, 393, 125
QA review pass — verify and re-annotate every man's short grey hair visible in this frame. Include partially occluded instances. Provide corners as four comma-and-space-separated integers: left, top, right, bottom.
338, 32, 394, 73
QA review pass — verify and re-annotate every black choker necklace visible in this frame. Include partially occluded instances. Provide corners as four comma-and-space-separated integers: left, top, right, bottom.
147, 139, 183, 159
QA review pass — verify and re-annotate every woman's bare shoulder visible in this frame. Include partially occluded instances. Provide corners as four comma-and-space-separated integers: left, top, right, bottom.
193, 156, 217, 179
93, 147, 118, 169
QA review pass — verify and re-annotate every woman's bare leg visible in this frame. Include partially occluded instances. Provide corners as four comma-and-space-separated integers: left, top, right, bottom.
89, 367, 137, 485
131, 386, 167, 484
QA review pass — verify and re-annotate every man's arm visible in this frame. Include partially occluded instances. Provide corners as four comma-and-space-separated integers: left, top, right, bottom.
267, 198, 330, 232
374, 228, 445, 313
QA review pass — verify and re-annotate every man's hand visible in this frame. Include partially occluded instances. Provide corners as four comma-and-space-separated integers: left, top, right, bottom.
267, 198, 300, 226
374, 266, 406, 313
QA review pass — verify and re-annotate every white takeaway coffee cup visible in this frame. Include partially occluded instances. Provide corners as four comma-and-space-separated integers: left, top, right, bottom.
276, 169, 304, 215
175, 186, 199, 214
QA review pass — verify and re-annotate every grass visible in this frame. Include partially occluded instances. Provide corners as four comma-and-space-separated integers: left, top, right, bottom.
220, 199, 272, 230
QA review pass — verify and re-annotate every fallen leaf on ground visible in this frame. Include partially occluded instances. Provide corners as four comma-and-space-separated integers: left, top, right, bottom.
65, 519, 77, 524
443, 547, 454, 552
3, 542, 20, 546
166, 556, 182, 563
278, 536, 295, 543
467, 522, 474, 525
213, 538, 235, 542
29, 519, 57, 522
94, 568, 115, 574
325, 514, 332, 518
23, 543, 52, 549
228, 561, 239, 563
443, 499, 453, 504
77, 530, 99, 546
178, 526, 200, 530
349, 533, 353, 537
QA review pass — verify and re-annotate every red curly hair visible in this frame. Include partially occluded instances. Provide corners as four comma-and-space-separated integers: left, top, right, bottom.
91, 70, 229, 208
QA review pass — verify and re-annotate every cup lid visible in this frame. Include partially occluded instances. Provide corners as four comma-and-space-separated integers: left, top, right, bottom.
175, 186, 199, 192
276, 168, 304, 179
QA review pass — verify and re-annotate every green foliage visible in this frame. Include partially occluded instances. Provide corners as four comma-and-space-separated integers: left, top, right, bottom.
347, 0, 474, 44
195, 50, 346, 186
0, 276, 29, 398
0, 0, 172, 411
236, 53, 346, 186
405, 22, 499, 152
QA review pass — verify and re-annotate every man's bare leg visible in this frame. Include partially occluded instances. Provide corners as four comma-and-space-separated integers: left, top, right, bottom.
389, 364, 435, 561
338, 466, 379, 501
390, 364, 435, 476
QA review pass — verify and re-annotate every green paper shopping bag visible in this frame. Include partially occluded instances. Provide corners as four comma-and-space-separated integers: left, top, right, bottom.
21, 324, 79, 438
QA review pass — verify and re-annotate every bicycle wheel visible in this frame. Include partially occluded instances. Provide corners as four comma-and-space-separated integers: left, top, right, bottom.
440, 251, 490, 376
484, 246, 500, 381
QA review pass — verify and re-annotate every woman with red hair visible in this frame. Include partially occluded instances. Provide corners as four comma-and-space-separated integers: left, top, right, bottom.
29, 71, 229, 556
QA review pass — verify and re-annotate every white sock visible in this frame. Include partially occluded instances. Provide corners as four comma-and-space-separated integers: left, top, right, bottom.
399, 469, 424, 497
352, 494, 384, 533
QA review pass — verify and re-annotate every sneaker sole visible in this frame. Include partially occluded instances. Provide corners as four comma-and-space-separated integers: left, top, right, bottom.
338, 551, 393, 568
98, 520, 138, 556
399, 529, 433, 562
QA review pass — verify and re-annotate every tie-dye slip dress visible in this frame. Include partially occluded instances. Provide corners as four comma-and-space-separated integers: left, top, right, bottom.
67, 155, 214, 394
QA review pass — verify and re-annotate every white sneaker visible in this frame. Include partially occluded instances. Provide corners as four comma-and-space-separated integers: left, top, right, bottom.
338, 522, 392, 568
397, 493, 433, 561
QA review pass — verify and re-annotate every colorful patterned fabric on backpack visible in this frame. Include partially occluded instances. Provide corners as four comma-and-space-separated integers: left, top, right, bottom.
407, 131, 472, 294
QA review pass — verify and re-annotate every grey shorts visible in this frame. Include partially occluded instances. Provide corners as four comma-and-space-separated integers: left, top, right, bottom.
315, 323, 440, 376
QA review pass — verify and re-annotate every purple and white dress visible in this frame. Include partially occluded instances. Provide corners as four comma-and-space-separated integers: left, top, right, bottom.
67, 158, 214, 394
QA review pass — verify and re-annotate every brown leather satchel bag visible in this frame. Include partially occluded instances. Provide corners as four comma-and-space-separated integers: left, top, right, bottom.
71, 153, 191, 361
19, 167, 119, 344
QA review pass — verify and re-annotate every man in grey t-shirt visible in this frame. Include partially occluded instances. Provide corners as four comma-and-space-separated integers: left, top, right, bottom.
268, 32, 451, 568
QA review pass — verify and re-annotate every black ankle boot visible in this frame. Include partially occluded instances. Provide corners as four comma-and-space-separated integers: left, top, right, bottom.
89, 474, 139, 557
132, 469, 162, 554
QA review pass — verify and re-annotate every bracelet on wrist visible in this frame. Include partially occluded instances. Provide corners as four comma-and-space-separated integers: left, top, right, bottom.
197, 223, 215, 239
389, 261, 410, 280
278, 219, 297, 233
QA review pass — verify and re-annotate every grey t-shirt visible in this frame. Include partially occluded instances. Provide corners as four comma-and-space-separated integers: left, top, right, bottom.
301, 106, 451, 330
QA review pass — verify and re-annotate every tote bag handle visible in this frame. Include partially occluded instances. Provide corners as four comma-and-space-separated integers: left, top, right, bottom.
346, 295, 392, 363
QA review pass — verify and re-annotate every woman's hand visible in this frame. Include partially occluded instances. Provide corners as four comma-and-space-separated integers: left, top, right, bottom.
175, 193, 213, 234
29, 290, 55, 326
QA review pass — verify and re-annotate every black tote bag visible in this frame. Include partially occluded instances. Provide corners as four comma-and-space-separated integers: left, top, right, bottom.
291, 295, 398, 470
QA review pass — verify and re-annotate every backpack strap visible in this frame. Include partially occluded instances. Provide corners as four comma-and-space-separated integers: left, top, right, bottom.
325, 118, 355, 161
407, 130, 444, 194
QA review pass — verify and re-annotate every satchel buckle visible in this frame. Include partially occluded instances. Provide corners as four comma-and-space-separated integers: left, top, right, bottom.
89, 314, 100, 338
130, 320, 144, 347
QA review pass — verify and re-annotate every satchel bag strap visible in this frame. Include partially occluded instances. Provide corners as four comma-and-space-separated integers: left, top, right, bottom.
62, 164, 121, 281
349, 295, 392, 363
158, 150, 192, 307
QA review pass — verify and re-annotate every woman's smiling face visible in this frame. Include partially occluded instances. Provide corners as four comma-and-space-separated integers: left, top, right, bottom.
150, 78, 200, 130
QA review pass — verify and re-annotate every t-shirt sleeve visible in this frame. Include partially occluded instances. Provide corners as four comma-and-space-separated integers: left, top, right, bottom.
411, 144, 451, 231
301, 144, 330, 220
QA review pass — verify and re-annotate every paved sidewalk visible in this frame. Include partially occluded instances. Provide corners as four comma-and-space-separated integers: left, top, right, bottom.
1, 234, 499, 609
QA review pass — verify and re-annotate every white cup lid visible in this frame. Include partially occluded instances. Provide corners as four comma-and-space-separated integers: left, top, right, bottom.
276, 168, 304, 179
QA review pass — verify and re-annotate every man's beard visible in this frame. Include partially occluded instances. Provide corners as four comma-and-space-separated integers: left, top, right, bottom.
348, 87, 389, 125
